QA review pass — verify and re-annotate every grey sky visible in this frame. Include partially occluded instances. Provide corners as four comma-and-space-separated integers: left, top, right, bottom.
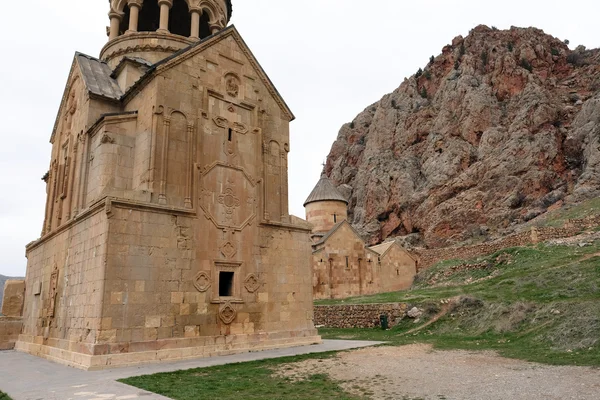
1, 0, 598, 277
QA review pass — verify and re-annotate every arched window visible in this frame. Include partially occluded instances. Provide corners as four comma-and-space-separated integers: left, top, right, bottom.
138, 0, 161, 32
199, 11, 211, 38
119, 5, 131, 34
169, 0, 191, 37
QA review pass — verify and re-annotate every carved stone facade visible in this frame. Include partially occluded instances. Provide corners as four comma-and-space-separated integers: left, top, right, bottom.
17, 1, 319, 370
305, 177, 417, 300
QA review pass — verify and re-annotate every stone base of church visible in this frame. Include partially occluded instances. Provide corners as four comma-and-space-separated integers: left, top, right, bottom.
0, 317, 23, 350
15, 329, 321, 370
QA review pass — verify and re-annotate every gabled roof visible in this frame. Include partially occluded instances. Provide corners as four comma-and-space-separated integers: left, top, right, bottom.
50, 53, 123, 142
124, 25, 295, 121
314, 220, 360, 247
304, 174, 348, 207
77, 53, 123, 100
369, 241, 395, 256
369, 240, 417, 262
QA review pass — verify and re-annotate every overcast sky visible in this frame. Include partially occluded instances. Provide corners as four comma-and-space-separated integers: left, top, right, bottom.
1, 0, 599, 277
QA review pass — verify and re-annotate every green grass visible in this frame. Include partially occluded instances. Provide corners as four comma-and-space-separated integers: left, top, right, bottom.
0, 392, 12, 400
316, 243, 600, 306
120, 352, 363, 400
536, 197, 600, 227
122, 240, 600, 399
319, 240, 600, 366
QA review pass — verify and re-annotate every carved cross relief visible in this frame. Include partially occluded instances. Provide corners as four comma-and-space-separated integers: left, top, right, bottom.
212, 116, 251, 157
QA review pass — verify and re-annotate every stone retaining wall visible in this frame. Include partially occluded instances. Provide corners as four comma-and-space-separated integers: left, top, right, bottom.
0, 317, 23, 350
314, 303, 409, 328
415, 216, 600, 270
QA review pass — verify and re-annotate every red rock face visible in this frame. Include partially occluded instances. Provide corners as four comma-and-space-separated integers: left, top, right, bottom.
326, 26, 600, 248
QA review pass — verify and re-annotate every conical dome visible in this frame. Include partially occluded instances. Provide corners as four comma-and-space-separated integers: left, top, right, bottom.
304, 175, 348, 207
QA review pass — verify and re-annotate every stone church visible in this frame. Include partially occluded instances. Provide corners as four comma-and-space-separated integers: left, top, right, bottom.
17, 0, 320, 370
305, 175, 417, 300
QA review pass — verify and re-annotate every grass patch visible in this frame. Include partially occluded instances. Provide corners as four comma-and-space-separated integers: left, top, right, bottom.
319, 241, 600, 366
317, 243, 600, 306
536, 198, 600, 227
120, 352, 363, 400
0, 392, 12, 400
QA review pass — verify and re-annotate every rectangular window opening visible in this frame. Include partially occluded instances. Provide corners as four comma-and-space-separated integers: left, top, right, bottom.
228, 128, 233, 142
219, 271, 234, 297
345, 256, 350, 270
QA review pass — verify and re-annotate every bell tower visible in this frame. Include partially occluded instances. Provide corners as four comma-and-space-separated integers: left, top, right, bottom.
102, 0, 233, 68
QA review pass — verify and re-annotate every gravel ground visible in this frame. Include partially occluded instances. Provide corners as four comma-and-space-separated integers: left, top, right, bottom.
275, 344, 600, 400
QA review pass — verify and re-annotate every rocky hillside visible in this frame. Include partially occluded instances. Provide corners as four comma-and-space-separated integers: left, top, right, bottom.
326, 25, 600, 248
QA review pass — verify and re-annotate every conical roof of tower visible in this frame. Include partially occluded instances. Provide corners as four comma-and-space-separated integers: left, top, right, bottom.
304, 175, 348, 207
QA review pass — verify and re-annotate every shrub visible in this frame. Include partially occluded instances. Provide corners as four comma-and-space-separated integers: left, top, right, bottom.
460, 43, 466, 57
551, 48, 560, 56
520, 58, 533, 72
420, 87, 428, 99
454, 60, 460, 70
424, 70, 432, 80
349, 121, 355, 129
416, 68, 423, 78
429, 55, 435, 65
391, 99, 397, 109
567, 53, 586, 66
507, 42, 514, 52
564, 39, 570, 46
481, 50, 489, 67
492, 26, 498, 31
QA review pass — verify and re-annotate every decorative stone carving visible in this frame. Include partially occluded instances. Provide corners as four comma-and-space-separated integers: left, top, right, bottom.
219, 302, 237, 325
193, 271, 211, 292
213, 116, 228, 129
244, 274, 261, 293
48, 263, 59, 318
225, 74, 240, 97
220, 241, 237, 259
100, 134, 115, 144
218, 182, 241, 221
199, 162, 258, 231
232, 122, 248, 134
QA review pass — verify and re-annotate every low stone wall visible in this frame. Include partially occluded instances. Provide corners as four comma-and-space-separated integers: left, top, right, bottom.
314, 303, 408, 328
415, 215, 600, 270
0, 317, 23, 350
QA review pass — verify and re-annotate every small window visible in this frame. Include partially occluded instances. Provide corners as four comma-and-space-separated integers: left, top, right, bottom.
345, 256, 350, 270
333, 213, 337, 223
219, 271, 234, 297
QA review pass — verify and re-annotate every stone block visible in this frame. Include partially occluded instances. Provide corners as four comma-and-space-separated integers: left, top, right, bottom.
2, 280, 25, 317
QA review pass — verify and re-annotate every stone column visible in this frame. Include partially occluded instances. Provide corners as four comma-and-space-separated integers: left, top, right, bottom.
210, 23, 222, 35
126, 0, 143, 33
108, 11, 123, 40
189, 8, 202, 39
157, 0, 173, 34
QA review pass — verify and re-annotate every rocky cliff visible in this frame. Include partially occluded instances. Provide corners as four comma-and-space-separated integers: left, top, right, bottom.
326, 26, 600, 248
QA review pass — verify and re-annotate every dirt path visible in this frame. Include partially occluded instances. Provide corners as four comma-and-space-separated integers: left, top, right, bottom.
275, 344, 600, 400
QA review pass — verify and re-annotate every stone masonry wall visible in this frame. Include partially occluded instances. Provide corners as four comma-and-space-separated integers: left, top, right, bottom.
415, 216, 600, 270
0, 317, 23, 350
314, 303, 408, 329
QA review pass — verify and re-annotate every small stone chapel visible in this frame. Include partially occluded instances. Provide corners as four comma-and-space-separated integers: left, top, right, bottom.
304, 175, 417, 300
17, 0, 320, 370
